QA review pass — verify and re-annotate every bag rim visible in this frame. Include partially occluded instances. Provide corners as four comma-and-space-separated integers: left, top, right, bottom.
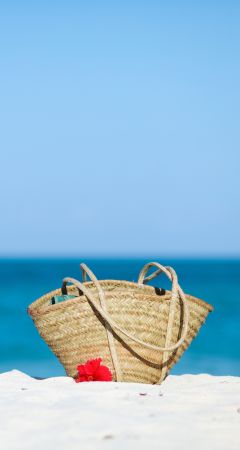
28, 279, 213, 318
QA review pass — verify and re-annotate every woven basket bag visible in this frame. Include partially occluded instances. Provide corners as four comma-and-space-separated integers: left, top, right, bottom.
28, 261, 213, 384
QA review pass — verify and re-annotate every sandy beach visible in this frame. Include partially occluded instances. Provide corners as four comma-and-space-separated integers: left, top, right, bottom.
0, 370, 239, 450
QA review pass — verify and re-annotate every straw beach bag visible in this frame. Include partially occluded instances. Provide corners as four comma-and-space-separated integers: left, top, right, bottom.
28, 261, 213, 384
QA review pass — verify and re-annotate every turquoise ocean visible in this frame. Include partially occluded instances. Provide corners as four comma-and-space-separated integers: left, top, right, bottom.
0, 259, 239, 378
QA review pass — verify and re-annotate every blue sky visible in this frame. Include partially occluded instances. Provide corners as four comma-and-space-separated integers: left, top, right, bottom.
0, 1, 239, 257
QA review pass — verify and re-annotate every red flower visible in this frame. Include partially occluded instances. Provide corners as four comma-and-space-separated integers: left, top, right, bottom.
75, 358, 112, 382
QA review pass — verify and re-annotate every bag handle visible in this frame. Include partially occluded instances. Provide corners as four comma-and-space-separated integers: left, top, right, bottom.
79, 263, 122, 380
138, 261, 189, 346
62, 262, 189, 353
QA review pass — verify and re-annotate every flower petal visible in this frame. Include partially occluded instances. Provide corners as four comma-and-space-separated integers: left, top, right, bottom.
77, 364, 87, 376
95, 365, 112, 381
84, 358, 102, 376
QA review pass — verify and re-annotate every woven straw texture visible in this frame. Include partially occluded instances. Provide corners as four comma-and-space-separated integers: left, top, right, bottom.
28, 262, 213, 384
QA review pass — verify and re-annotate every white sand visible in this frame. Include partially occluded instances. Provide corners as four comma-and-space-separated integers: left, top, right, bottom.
0, 370, 239, 450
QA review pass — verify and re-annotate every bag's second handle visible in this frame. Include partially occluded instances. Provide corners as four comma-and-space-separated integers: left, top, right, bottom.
137, 261, 189, 381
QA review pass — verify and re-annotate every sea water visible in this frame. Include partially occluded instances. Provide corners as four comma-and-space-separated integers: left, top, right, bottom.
0, 258, 239, 378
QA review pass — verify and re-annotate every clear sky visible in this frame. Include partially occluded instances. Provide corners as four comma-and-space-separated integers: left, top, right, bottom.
0, 1, 239, 257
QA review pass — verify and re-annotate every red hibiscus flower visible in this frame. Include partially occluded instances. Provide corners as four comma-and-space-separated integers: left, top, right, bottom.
75, 358, 112, 382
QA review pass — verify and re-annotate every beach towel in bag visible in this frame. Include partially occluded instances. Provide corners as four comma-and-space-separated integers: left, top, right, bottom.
28, 261, 213, 384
